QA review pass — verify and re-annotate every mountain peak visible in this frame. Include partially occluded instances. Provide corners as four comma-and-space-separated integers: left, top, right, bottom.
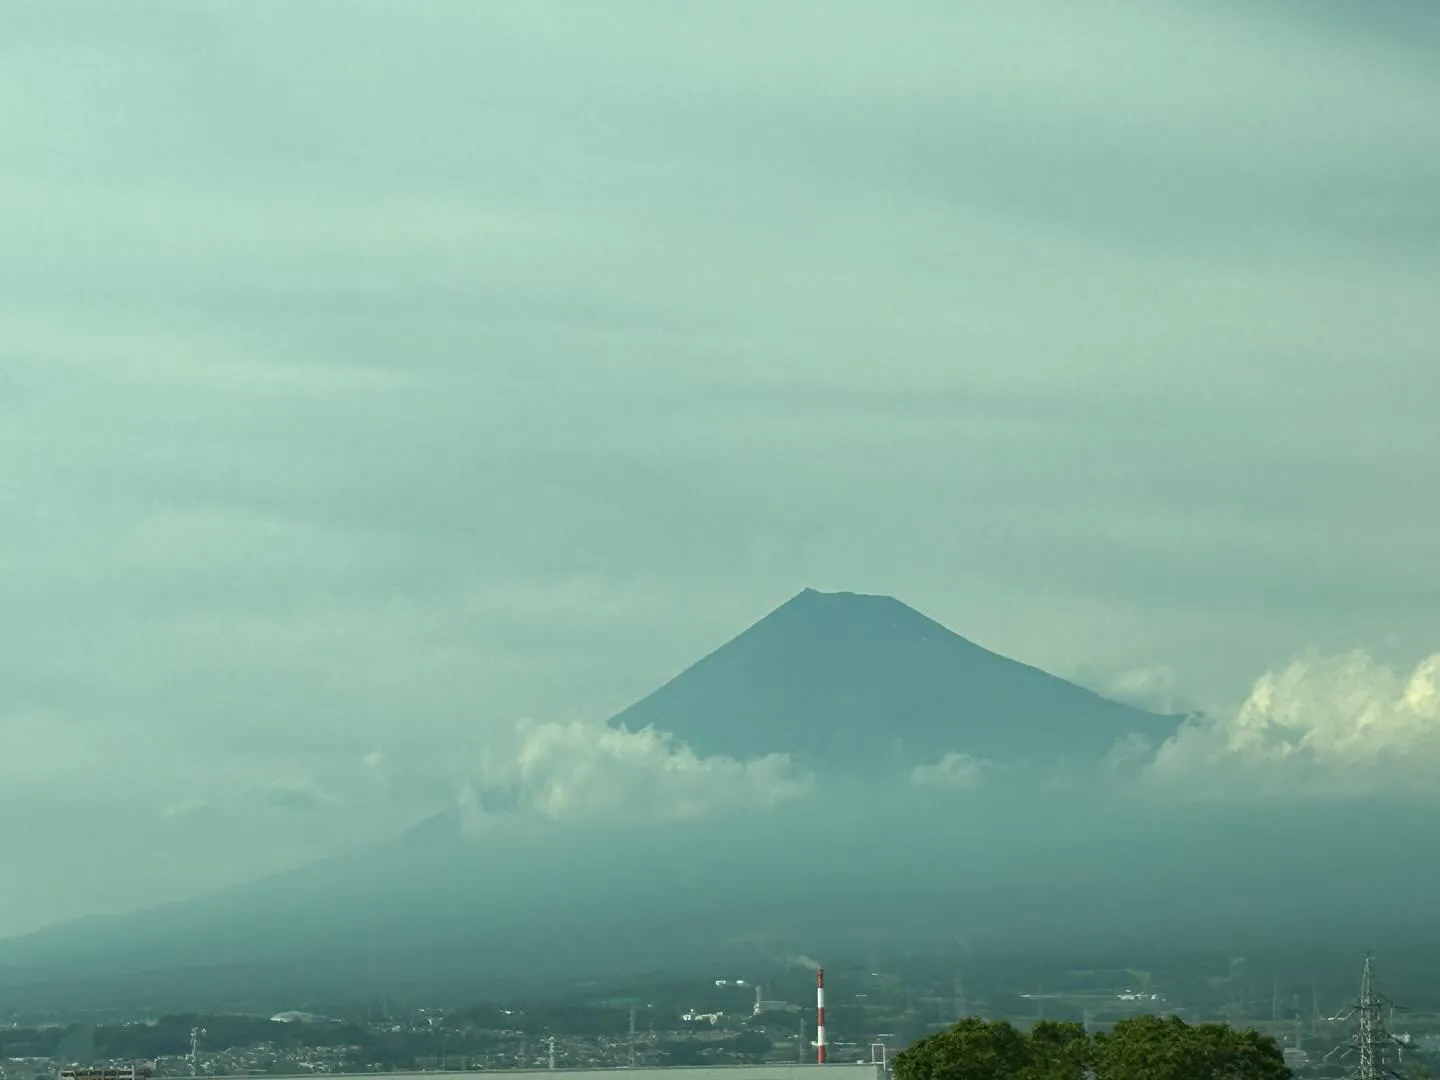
608, 589, 1177, 770
787, 586, 920, 612
790, 586, 908, 605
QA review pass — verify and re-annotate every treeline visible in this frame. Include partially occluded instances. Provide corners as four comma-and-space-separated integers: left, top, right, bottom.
895, 1015, 1291, 1080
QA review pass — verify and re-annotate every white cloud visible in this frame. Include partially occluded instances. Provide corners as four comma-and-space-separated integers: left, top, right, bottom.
1102, 732, 1158, 777
1102, 665, 1182, 714
1146, 649, 1440, 797
909, 752, 993, 790
457, 720, 812, 831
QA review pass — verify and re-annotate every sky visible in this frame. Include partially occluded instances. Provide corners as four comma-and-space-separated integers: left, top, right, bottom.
2, 0, 1439, 937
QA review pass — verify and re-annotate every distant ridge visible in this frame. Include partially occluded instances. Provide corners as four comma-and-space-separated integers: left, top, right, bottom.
608, 587, 1178, 769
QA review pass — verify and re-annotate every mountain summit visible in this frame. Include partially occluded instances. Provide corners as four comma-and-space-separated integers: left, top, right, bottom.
609, 588, 1177, 769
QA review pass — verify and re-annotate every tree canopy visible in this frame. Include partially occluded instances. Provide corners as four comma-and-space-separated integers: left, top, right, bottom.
893, 1014, 1291, 1080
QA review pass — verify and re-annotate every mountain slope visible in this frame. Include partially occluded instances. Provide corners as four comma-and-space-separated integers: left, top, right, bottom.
7, 785, 1440, 1011
609, 588, 1179, 768
15, 588, 1427, 1012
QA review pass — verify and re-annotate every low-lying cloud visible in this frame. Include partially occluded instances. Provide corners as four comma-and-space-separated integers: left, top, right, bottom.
458, 720, 812, 831
909, 751, 994, 790
266, 783, 329, 813
1096, 664, 1184, 715
1144, 649, 1440, 798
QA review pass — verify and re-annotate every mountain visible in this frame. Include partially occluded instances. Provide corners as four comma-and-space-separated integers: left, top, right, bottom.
3, 588, 1434, 1010
609, 588, 1180, 769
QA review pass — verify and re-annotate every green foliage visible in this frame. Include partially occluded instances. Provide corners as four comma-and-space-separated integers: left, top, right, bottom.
894, 1014, 1290, 1080
1095, 1015, 1290, 1080
893, 1018, 1037, 1080
1024, 1020, 1093, 1080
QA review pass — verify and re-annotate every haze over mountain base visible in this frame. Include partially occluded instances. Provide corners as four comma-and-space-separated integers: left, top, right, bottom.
2, 591, 1433, 1010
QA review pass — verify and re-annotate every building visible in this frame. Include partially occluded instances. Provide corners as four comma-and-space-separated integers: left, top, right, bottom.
60, 1069, 153, 1080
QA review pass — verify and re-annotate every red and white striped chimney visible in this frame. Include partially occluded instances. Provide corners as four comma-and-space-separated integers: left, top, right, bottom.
816, 966, 827, 1064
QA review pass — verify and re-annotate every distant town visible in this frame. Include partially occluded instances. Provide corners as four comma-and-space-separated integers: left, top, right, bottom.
2, 952, 1432, 1080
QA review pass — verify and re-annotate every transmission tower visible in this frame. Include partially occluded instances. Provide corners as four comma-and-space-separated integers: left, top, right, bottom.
1326, 955, 1407, 1080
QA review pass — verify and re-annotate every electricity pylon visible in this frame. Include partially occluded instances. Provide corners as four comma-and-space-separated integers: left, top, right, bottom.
1327, 955, 1408, 1080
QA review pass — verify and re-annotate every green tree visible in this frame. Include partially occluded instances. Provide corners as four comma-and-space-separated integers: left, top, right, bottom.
1094, 1015, 1290, 1080
896, 1015, 1290, 1080
1022, 1020, 1093, 1080
894, 1018, 1035, 1080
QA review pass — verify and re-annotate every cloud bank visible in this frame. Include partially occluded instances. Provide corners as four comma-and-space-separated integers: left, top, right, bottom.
457, 720, 812, 831
909, 752, 994, 790
1146, 649, 1440, 798
2, 0, 1438, 935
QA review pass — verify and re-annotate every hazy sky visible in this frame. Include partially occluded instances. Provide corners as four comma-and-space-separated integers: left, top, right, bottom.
3, 1, 1439, 936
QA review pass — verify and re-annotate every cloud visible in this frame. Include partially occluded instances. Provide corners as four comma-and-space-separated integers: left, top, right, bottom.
0, 711, 113, 788
162, 798, 223, 826
1098, 665, 1183, 715
266, 783, 327, 813
457, 720, 812, 831
1145, 649, 1440, 798
2, 0, 1439, 935
909, 752, 994, 790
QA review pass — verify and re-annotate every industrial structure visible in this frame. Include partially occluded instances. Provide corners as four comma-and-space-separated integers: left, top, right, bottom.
816, 968, 827, 1066
1327, 955, 1409, 1080
59, 1069, 152, 1080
